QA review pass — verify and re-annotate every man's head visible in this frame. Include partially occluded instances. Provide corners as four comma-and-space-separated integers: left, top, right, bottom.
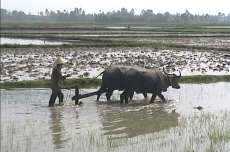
54, 57, 65, 69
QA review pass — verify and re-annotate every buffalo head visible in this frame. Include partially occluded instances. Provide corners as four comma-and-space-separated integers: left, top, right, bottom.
163, 68, 181, 89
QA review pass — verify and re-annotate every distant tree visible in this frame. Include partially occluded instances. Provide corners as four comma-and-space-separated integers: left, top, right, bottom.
130, 9, 135, 16
141, 9, 153, 17
45, 9, 49, 16
49, 11, 56, 17
181, 10, 192, 24
39, 12, 44, 16
1, 8, 230, 25
0, 9, 8, 16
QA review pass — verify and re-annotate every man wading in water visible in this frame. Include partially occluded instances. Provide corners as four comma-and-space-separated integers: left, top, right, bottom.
49, 57, 70, 107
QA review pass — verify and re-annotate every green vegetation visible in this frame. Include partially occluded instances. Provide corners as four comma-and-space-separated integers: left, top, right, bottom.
208, 128, 230, 144
180, 75, 230, 83
0, 78, 101, 89
1, 75, 230, 89
2, 24, 230, 33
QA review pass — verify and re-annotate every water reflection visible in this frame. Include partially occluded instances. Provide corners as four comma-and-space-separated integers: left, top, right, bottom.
49, 107, 65, 149
97, 102, 179, 138
48, 105, 81, 150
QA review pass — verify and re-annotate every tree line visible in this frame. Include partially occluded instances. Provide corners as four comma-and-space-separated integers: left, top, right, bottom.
1, 8, 230, 25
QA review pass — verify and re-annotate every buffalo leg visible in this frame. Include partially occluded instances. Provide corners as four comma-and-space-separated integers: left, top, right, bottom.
120, 91, 127, 104
150, 94, 156, 103
158, 93, 166, 102
106, 89, 113, 101
142, 92, 148, 99
120, 90, 129, 104
128, 91, 134, 101
124, 92, 129, 104
120, 92, 125, 104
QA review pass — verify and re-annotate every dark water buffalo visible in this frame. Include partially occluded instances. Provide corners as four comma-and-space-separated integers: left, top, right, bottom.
96, 67, 147, 101
96, 67, 127, 101
120, 68, 181, 103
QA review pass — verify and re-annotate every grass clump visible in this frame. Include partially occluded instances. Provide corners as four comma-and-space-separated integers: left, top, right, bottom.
208, 129, 230, 144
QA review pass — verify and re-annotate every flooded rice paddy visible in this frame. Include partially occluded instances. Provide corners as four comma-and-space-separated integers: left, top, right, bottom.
1, 83, 230, 152
0, 37, 70, 45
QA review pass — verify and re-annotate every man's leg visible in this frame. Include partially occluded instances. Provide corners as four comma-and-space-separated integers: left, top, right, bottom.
57, 90, 64, 105
49, 90, 58, 107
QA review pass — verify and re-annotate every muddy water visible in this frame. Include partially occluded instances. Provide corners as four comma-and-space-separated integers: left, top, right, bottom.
1, 83, 230, 152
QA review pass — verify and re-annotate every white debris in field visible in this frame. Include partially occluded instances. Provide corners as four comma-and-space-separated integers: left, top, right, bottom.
1, 47, 230, 82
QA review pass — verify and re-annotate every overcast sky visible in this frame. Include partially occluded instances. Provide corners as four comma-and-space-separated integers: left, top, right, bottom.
2, 0, 230, 15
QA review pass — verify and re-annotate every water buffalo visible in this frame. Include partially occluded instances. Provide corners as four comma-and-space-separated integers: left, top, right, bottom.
96, 67, 147, 101
120, 68, 181, 103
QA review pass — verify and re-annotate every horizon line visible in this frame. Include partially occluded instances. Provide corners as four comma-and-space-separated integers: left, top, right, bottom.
2, 7, 230, 16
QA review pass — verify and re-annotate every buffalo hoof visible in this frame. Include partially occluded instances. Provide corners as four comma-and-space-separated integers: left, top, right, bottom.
59, 102, 64, 106
75, 101, 83, 105
149, 100, 155, 104
161, 100, 167, 103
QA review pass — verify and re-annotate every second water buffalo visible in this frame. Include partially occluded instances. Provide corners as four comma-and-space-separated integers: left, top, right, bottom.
120, 68, 181, 103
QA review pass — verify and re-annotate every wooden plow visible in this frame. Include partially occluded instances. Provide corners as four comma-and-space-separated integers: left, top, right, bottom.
71, 86, 100, 105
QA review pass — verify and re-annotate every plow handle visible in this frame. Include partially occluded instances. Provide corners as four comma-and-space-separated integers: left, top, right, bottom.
71, 86, 80, 105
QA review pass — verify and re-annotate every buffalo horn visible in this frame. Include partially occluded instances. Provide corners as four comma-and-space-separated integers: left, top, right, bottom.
175, 70, 181, 78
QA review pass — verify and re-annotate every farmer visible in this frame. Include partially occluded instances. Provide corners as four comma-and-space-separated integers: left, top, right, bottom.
48, 56, 70, 107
